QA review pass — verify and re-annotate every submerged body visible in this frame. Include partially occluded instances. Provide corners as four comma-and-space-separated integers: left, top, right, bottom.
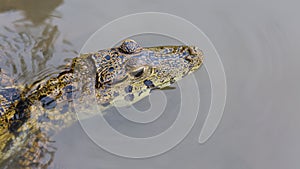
0, 39, 203, 168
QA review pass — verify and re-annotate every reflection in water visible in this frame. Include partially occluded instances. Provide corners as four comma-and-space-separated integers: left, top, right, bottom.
0, 0, 77, 168
0, 0, 63, 24
0, 0, 69, 84
0, 25, 59, 83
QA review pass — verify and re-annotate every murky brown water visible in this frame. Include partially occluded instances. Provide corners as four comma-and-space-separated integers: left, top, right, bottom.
1, 0, 300, 169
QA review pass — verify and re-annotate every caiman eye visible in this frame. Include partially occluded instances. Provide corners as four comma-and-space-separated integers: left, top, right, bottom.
130, 67, 145, 78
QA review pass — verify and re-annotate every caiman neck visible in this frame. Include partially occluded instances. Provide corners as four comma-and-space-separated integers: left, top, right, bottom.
0, 53, 96, 132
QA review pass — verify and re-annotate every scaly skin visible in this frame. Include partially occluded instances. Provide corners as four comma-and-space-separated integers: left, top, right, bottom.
0, 39, 203, 168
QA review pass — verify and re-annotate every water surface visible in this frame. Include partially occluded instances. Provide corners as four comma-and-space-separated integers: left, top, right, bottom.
0, 0, 300, 169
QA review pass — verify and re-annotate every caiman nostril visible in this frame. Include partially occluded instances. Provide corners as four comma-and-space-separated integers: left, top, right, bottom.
184, 55, 193, 63
188, 46, 203, 56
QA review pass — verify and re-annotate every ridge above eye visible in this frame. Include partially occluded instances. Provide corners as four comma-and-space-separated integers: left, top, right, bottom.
120, 39, 142, 54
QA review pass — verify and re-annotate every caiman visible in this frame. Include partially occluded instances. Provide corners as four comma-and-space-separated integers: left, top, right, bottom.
0, 39, 203, 168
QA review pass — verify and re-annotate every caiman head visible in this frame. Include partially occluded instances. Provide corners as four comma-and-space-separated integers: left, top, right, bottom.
81, 39, 203, 108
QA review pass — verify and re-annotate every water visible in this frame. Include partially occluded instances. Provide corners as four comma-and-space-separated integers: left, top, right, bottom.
1, 0, 300, 169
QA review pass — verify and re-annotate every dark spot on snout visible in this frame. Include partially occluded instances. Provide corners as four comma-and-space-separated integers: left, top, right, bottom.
40, 96, 57, 109
124, 85, 133, 93
144, 80, 155, 88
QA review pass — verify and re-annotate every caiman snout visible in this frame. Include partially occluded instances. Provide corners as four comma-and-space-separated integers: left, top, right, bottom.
185, 46, 204, 71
